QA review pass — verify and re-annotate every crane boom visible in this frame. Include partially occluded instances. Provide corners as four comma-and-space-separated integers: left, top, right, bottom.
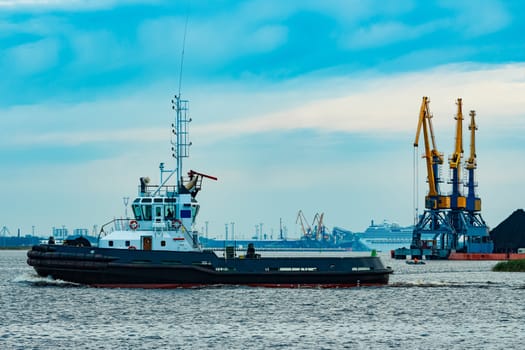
311, 212, 326, 240
318, 212, 325, 239
449, 98, 463, 169
414, 97, 449, 209
296, 210, 311, 237
466, 110, 477, 170
466, 110, 481, 211
449, 98, 466, 209
414, 97, 437, 197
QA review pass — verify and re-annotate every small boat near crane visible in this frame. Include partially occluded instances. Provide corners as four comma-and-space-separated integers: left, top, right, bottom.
27, 94, 393, 288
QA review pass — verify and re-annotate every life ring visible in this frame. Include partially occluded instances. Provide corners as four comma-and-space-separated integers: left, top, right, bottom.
128, 245, 137, 250
172, 219, 182, 229
129, 220, 139, 230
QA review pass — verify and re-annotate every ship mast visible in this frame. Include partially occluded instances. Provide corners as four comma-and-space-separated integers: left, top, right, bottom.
168, 11, 191, 193
172, 95, 191, 191
151, 95, 191, 196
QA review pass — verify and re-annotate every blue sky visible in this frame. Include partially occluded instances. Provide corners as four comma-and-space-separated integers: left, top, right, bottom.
1, 0, 524, 238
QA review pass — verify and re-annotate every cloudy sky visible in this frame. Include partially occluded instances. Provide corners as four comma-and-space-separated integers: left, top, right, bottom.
1, 0, 524, 239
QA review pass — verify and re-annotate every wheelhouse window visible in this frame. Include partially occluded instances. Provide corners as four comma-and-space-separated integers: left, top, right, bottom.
154, 206, 162, 218
142, 205, 152, 220
132, 204, 143, 220
165, 205, 175, 219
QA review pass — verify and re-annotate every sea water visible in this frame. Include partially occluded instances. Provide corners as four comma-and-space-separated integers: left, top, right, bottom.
1, 250, 524, 349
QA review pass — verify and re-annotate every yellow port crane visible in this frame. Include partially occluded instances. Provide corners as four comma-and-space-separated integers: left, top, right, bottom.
466, 110, 481, 212
396, 98, 491, 259
409, 97, 454, 254
458, 109, 492, 253
414, 96, 450, 209
448, 98, 467, 209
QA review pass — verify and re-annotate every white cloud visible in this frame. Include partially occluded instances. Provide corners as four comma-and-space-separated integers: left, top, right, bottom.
0, 88, 172, 147
342, 21, 420, 49
438, 0, 511, 37
2, 62, 523, 149
13, 128, 167, 146
237, 0, 415, 25
0, 16, 67, 37
134, 1, 413, 69
68, 29, 136, 71
193, 63, 525, 140
136, 15, 289, 68
0, 0, 159, 11
339, 0, 512, 49
249, 25, 288, 53
3, 37, 59, 75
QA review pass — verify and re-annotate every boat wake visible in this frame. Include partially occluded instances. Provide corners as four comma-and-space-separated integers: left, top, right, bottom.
389, 280, 510, 289
13, 272, 82, 288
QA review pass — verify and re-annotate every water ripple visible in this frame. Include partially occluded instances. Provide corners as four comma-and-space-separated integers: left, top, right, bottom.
2, 250, 525, 350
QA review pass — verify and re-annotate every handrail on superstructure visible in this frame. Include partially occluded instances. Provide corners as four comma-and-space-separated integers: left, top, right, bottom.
97, 217, 198, 247
98, 218, 132, 241
139, 184, 178, 197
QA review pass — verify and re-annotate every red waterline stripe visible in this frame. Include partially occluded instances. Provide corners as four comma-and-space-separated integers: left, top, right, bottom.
90, 282, 387, 289
91, 283, 208, 289
245, 283, 385, 288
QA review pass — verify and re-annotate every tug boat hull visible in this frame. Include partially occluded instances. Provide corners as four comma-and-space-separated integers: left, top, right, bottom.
26, 95, 394, 289
27, 244, 392, 288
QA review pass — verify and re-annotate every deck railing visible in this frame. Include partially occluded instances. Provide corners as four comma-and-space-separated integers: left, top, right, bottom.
97, 218, 199, 248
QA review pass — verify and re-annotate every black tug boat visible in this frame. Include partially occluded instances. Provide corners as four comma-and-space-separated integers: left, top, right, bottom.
27, 95, 393, 288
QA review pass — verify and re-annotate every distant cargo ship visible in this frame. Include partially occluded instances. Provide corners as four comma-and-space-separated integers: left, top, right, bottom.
200, 221, 422, 253
356, 220, 417, 252
199, 228, 360, 251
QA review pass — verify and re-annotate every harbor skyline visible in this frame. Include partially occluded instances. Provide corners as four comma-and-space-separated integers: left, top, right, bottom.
0, 1, 524, 238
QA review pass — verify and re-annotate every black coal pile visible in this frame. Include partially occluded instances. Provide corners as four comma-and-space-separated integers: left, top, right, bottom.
490, 209, 525, 252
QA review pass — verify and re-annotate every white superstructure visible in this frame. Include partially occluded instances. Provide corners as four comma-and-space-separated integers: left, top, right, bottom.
98, 95, 216, 252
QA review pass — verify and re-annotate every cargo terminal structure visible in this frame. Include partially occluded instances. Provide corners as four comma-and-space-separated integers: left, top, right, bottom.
393, 97, 493, 260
